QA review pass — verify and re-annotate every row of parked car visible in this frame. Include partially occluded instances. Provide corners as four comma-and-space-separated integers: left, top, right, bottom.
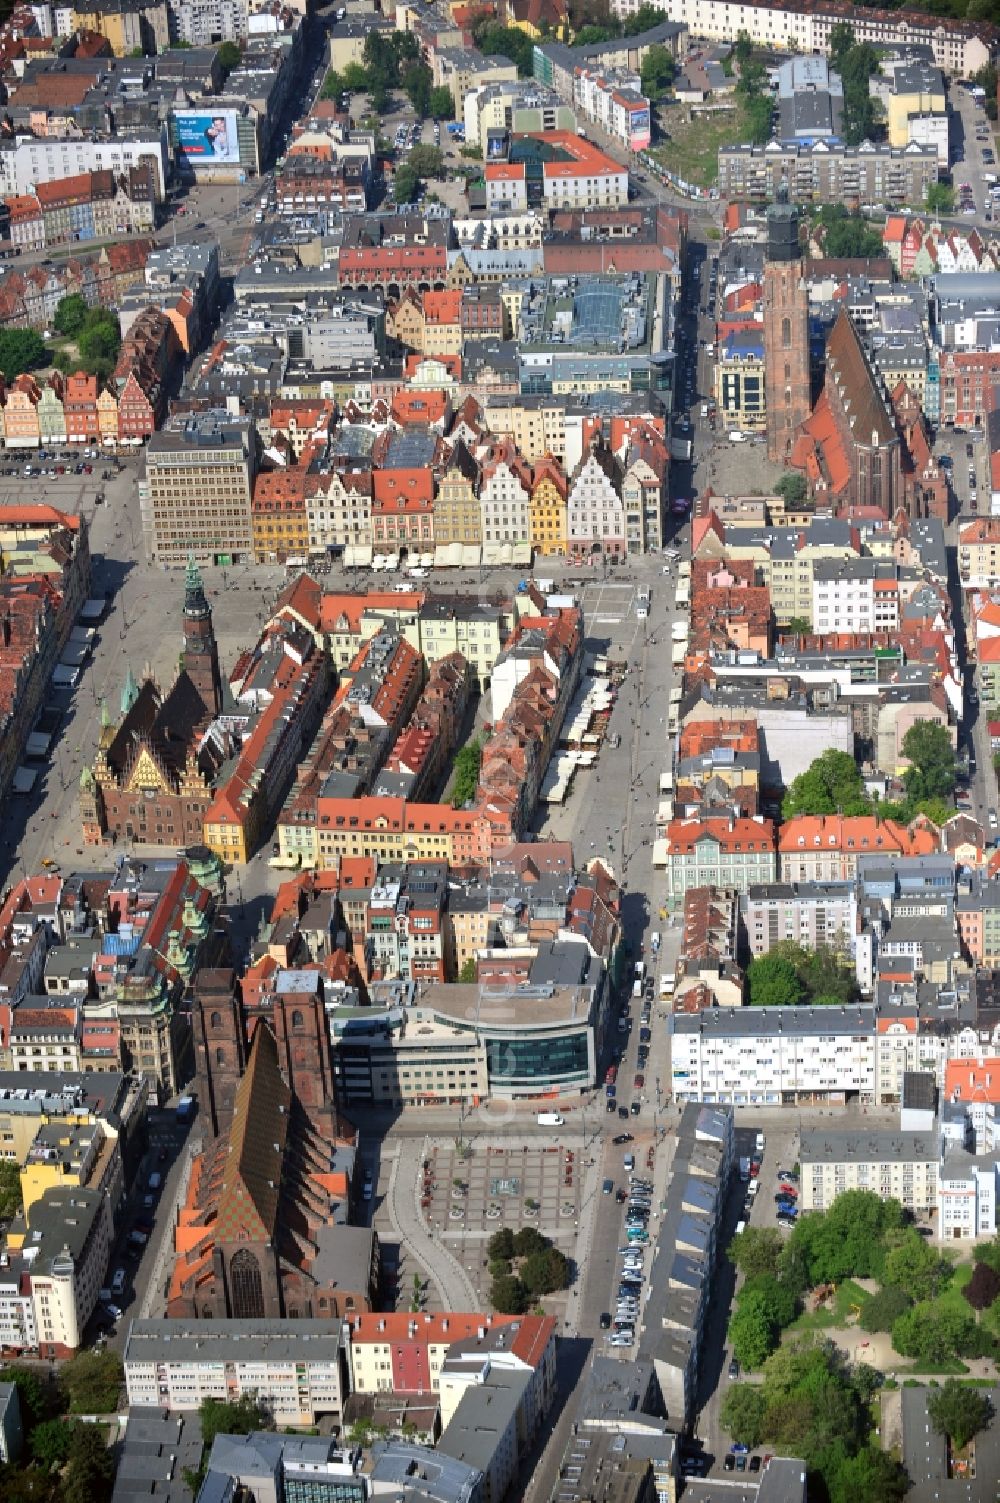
600, 1172, 655, 1347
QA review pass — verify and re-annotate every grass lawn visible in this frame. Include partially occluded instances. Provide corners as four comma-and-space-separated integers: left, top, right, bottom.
649, 103, 739, 188
788, 1279, 871, 1332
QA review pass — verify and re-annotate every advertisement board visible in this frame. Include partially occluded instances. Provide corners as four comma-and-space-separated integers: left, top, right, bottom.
628, 106, 651, 152
176, 109, 240, 166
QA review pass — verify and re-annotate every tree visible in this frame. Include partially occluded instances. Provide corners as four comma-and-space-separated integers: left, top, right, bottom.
902, 720, 956, 806
812, 205, 883, 259
622, 4, 666, 34
775, 471, 807, 506
393, 163, 419, 204
859, 1284, 912, 1332
783, 749, 871, 818
409, 144, 444, 178
62, 1425, 113, 1503
468, 20, 534, 76
341, 62, 370, 92
747, 953, 806, 1008
0, 1464, 61, 1503
732, 29, 754, 68
403, 60, 433, 118
742, 92, 773, 145
640, 44, 675, 99
720, 1383, 767, 1448
925, 182, 955, 215
53, 294, 89, 339
28, 1418, 75, 1469
490, 1273, 530, 1314
0, 329, 46, 381
827, 1445, 909, 1503
965, 1261, 1000, 1312
0, 1160, 22, 1221
573, 23, 616, 44
828, 21, 856, 70
488, 1228, 514, 1260
789, 1190, 904, 1284
928, 1379, 993, 1451
838, 43, 880, 146
891, 1302, 980, 1364
731, 1227, 785, 1281
881, 1229, 949, 1301
217, 40, 241, 74
199, 1395, 267, 1453
429, 85, 454, 120
458, 958, 477, 983
61, 1350, 124, 1414
512, 1226, 548, 1257
5, 1367, 48, 1432
77, 310, 121, 378
728, 1288, 779, 1369
451, 738, 482, 807
521, 1246, 569, 1295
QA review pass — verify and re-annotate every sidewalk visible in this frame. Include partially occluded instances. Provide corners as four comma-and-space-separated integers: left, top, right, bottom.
386, 1137, 478, 1312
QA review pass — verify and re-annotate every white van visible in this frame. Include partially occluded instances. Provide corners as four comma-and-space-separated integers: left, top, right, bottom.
660, 975, 675, 999
671, 621, 687, 642
728, 431, 746, 443
537, 1111, 564, 1126
111, 1268, 126, 1295
632, 978, 644, 999
659, 771, 674, 794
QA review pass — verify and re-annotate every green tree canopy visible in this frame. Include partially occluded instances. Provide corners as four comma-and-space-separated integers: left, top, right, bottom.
783, 749, 871, 818
458, 958, 477, 983
925, 182, 955, 215
468, 21, 533, 75
451, 738, 482, 806
341, 62, 370, 92
826, 1445, 909, 1503
521, 1246, 569, 1295
62, 1425, 113, 1503
732, 29, 754, 67
28, 1418, 74, 1470
640, 44, 675, 98
927, 1379, 993, 1451
487, 1228, 514, 1260
881, 1229, 949, 1301
0, 1160, 22, 1221
622, 4, 666, 34
490, 1273, 530, 1314
393, 162, 419, 204
812, 204, 883, 258
828, 21, 855, 69
4, 1367, 49, 1432
720, 1383, 767, 1448
429, 85, 454, 119
217, 40, 240, 74
775, 471, 808, 506
403, 60, 433, 117
747, 952, 806, 1007
729, 1287, 779, 1369
53, 294, 89, 338
730, 1226, 785, 1281
512, 1226, 548, 1257
0, 329, 46, 381
199, 1395, 267, 1453
61, 1351, 124, 1415
902, 719, 956, 806
859, 1283, 912, 1332
789, 1190, 904, 1284
409, 144, 444, 178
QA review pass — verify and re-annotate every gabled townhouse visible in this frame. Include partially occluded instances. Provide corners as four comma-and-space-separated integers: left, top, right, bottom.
372, 469, 435, 553
479, 441, 532, 548
307, 469, 373, 558
567, 441, 624, 562
528, 454, 567, 557
433, 440, 482, 548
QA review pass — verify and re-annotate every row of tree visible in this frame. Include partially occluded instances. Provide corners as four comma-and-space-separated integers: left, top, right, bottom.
0, 1358, 124, 1503
746, 941, 858, 1009
781, 723, 957, 827
487, 1226, 571, 1313
721, 1341, 908, 1503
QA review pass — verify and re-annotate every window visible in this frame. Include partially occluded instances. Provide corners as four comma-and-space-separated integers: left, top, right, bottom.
229, 1248, 265, 1319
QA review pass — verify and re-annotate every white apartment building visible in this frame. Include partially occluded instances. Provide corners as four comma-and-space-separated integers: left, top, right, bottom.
124, 1320, 348, 1426
9, 1187, 112, 1358
609, 0, 991, 76
671, 1005, 877, 1106
572, 65, 652, 153
812, 560, 878, 635
169, 0, 249, 44
799, 1126, 940, 1214
479, 457, 531, 546
0, 133, 168, 202
939, 1154, 998, 1240
541, 155, 628, 212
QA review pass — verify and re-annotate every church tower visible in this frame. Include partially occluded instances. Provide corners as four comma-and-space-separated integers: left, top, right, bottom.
181, 556, 223, 716
192, 968, 246, 1141
763, 200, 811, 465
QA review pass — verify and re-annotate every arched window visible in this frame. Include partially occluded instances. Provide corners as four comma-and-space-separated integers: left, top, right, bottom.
781, 316, 791, 348
210, 1011, 221, 1029
291, 1010, 303, 1029
229, 1248, 265, 1319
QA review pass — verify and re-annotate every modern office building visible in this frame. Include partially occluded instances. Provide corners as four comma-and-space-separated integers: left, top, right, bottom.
139, 412, 259, 566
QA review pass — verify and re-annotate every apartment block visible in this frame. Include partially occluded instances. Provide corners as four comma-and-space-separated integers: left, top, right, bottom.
718, 141, 940, 208
671, 1005, 877, 1107
799, 1125, 939, 1214
139, 414, 258, 567
741, 882, 858, 960
124, 1320, 348, 1426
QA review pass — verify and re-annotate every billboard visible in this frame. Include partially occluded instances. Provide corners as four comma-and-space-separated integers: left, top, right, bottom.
176, 109, 240, 166
628, 106, 651, 151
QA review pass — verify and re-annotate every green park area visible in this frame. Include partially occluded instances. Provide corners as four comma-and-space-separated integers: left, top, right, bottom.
721, 1193, 1000, 1501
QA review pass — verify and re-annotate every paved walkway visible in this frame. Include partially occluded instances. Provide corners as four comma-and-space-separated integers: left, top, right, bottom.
386, 1137, 478, 1312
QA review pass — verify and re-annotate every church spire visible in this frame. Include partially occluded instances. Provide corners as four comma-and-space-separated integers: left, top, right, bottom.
120, 668, 138, 717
